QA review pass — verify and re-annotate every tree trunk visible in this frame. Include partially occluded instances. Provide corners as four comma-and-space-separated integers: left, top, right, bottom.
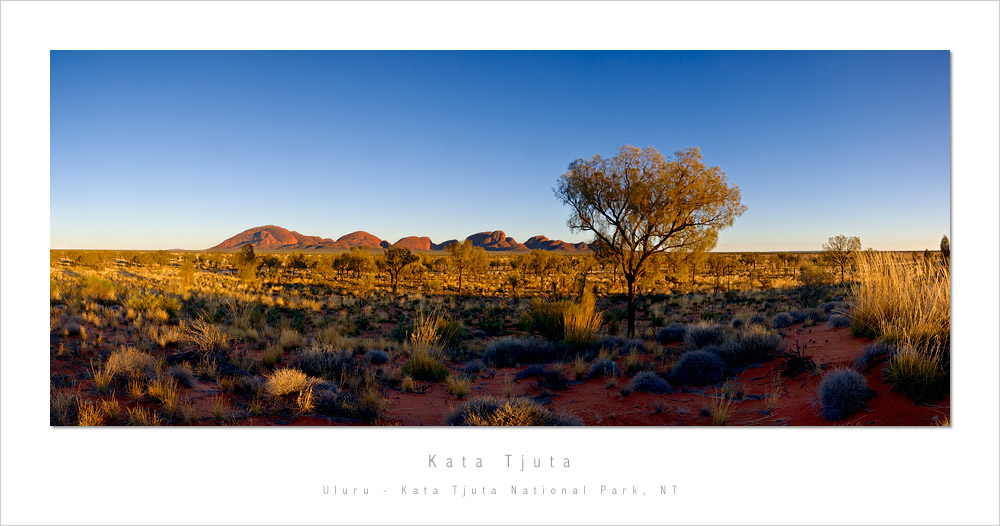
626, 277, 636, 337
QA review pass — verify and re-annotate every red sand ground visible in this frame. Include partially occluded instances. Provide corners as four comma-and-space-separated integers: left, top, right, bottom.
53, 322, 948, 426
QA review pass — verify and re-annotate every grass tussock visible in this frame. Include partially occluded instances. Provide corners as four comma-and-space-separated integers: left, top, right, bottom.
265, 367, 311, 396
563, 288, 602, 350
885, 345, 948, 403
850, 251, 950, 349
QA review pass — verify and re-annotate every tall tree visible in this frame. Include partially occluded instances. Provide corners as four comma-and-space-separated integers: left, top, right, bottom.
821, 235, 861, 285
555, 145, 746, 336
939, 235, 950, 265
377, 246, 419, 294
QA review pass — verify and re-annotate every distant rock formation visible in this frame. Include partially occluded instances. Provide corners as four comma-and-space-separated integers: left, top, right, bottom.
335, 231, 385, 249
393, 236, 433, 251
209, 226, 590, 252
465, 231, 528, 251
524, 235, 591, 252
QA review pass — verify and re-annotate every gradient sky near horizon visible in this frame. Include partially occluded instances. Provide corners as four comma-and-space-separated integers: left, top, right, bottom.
50, 51, 950, 251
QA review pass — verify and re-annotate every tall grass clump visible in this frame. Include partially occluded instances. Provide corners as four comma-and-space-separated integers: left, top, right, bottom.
522, 298, 573, 340
885, 345, 949, 402
850, 252, 949, 402
445, 396, 580, 426
850, 251, 950, 349
563, 288, 602, 351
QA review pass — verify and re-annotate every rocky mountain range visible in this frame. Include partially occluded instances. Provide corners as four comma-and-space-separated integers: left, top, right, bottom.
210, 225, 590, 252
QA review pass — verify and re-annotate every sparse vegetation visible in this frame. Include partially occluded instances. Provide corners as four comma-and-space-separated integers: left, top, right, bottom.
48, 246, 949, 426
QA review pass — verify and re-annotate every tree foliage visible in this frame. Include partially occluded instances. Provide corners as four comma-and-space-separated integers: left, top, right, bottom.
447, 240, 488, 295
821, 234, 861, 285
378, 247, 419, 294
554, 145, 746, 336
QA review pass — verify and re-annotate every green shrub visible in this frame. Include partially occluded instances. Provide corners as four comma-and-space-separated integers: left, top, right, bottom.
885, 346, 948, 402
402, 351, 449, 382
522, 298, 572, 340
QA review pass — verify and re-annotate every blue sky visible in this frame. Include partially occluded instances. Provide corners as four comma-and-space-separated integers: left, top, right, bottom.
50, 51, 950, 251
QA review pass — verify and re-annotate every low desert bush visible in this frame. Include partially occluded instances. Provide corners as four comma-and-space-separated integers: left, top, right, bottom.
851, 340, 897, 373
671, 350, 727, 386
297, 346, 355, 381
822, 301, 848, 314
445, 396, 580, 426
278, 328, 304, 350
364, 349, 389, 364
715, 325, 782, 367
187, 316, 229, 355
262, 343, 283, 367
826, 314, 851, 329
462, 359, 486, 374
771, 312, 794, 329
481, 336, 560, 367
571, 355, 588, 380
588, 358, 621, 379
265, 367, 310, 396
684, 322, 727, 349
655, 322, 686, 344
105, 347, 157, 380
514, 365, 547, 380
620, 339, 647, 356
885, 346, 948, 402
791, 308, 827, 324
818, 368, 875, 421
627, 371, 673, 393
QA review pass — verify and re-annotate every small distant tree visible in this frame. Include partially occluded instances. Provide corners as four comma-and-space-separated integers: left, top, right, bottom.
378, 246, 419, 294
555, 145, 746, 336
940, 235, 950, 265
236, 244, 256, 267
821, 235, 861, 286
797, 264, 829, 307
447, 240, 488, 295
180, 258, 196, 289
525, 249, 558, 293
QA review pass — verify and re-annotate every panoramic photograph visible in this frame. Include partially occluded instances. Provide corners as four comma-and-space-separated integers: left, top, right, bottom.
49, 50, 951, 427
